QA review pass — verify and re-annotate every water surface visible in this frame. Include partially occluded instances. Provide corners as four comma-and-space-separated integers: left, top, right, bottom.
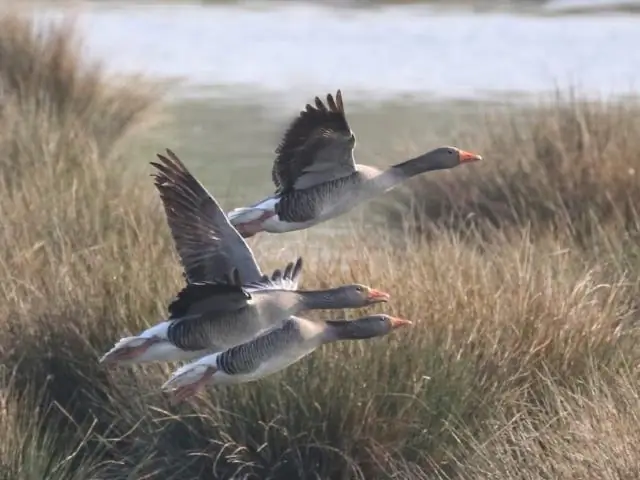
34, 1, 640, 104
27, 1, 640, 240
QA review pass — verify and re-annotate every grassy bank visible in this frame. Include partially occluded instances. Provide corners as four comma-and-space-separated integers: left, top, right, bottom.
1, 11, 640, 480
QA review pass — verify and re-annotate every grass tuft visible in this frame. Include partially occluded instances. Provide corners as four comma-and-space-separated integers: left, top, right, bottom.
380, 93, 640, 243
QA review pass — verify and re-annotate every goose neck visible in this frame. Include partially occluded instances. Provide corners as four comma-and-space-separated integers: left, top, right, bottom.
296, 290, 336, 310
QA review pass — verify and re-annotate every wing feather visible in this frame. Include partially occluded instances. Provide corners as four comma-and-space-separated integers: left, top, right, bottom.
168, 282, 251, 319
272, 90, 357, 193
151, 149, 263, 284
243, 257, 303, 292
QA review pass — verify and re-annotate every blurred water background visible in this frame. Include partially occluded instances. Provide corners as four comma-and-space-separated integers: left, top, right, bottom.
14, 0, 640, 227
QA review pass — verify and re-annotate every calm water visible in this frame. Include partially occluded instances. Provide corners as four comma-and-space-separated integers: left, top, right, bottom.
25, 1, 640, 241
33, 1, 640, 105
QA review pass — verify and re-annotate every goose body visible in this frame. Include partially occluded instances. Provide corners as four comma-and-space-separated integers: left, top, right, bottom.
100, 259, 304, 365
227, 165, 383, 235
100, 322, 197, 364
100, 150, 390, 365
226, 90, 482, 238
227, 196, 317, 235
163, 314, 412, 402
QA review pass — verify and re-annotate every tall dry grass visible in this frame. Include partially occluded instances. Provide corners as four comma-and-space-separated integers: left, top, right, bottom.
1, 10, 640, 480
380, 92, 640, 242
446, 371, 640, 480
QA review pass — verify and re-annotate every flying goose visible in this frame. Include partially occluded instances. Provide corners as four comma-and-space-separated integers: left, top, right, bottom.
226, 90, 482, 238
99, 259, 301, 364
163, 313, 412, 402
99, 151, 389, 365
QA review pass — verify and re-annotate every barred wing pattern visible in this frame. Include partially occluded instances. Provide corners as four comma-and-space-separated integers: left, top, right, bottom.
215, 319, 302, 376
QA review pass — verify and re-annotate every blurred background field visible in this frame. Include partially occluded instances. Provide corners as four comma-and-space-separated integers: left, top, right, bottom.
1, 1, 640, 479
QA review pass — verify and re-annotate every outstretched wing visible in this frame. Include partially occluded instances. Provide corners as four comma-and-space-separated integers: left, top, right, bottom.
272, 90, 357, 193
151, 149, 262, 284
166, 258, 304, 350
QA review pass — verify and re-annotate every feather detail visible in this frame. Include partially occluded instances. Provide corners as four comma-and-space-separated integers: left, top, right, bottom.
272, 90, 357, 193
151, 149, 263, 284
244, 257, 303, 292
216, 320, 302, 375
168, 282, 250, 319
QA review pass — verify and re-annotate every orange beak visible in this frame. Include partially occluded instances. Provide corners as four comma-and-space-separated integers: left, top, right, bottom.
367, 288, 391, 303
389, 317, 413, 329
459, 149, 482, 164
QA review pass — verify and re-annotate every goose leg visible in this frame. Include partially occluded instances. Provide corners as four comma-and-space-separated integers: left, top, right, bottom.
234, 211, 276, 238
170, 366, 217, 404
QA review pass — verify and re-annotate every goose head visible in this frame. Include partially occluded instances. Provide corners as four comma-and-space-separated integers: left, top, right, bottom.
393, 146, 482, 178
316, 283, 391, 309
327, 313, 412, 340
421, 146, 482, 170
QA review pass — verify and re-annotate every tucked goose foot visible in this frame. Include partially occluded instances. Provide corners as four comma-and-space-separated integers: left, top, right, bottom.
234, 211, 276, 238
169, 366, 217, 404
100, 336, 162, 364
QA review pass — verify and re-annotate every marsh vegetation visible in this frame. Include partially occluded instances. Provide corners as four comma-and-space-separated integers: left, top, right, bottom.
1, 10, 639, 480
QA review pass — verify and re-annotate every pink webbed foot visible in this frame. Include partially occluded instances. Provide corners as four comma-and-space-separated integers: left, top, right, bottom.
169, 366, 217, 405
234, 211, 276, 238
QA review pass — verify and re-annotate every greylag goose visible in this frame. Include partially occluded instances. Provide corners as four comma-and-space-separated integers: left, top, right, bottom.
99, 259, 301, 364
163, 313, 412, 402
226, 90, 482, 238
99, 151, 390, 365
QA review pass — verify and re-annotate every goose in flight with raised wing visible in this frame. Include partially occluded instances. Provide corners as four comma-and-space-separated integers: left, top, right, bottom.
100, 259, 300, 364
226, 90, 482, 238
100, 150, 390, 365
163, 313, 412, 403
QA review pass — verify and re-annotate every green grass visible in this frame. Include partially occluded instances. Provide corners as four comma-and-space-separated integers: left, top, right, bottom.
1, 9, 640, 480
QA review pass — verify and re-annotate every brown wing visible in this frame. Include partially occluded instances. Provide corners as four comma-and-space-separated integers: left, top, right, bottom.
272, 90, 357, 193
151, 149, 262, 284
